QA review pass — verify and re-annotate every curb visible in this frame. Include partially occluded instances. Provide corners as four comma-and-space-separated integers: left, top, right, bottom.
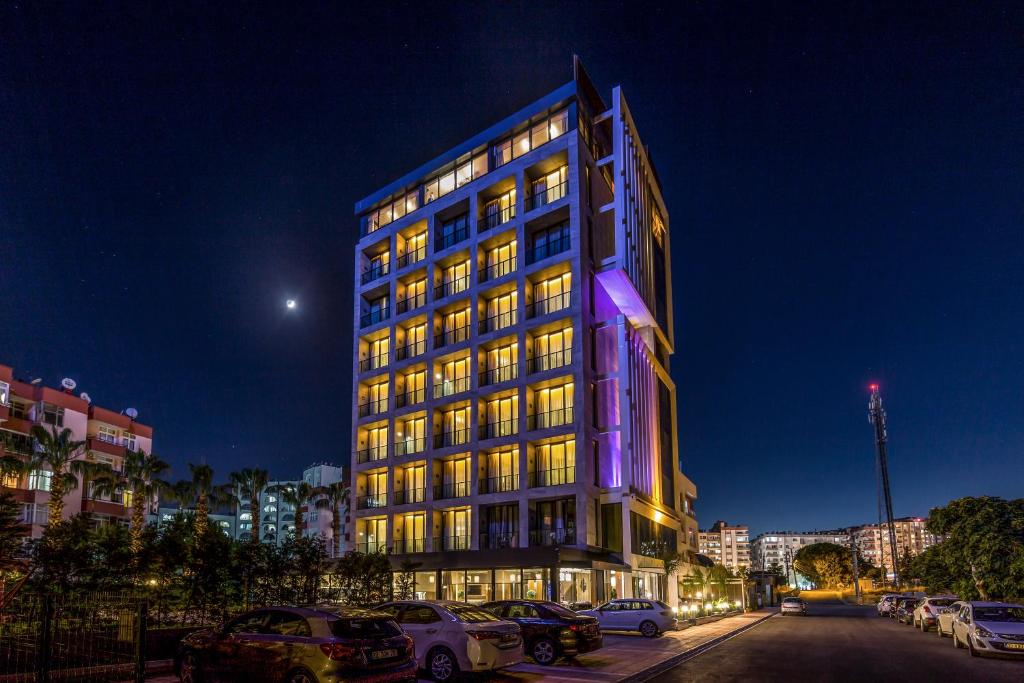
619, 611, 777, 683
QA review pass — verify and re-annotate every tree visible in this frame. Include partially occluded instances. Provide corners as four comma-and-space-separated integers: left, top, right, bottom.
168, 478, 197, 512
271, 481, 314, 536
93, 449, 170, 554
189, 464, 231, 539
793, 543, 859, 589
312, 481, 350, 556
29, 425, 85, 526
229, 468, 270, 545
337, 548, 393, 604
395, 558, 422, 600
767, 562, 787, 585
0, 491, 28, 594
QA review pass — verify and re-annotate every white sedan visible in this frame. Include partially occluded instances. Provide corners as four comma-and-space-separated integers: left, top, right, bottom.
950, 601, 1024, 657
578, 599, 677, 637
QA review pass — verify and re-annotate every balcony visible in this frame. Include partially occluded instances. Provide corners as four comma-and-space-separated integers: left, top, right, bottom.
396, 292, 426, 315
355, 445, 387, 464
479, 532, 518, 549
360, 308, 389, 328
394, 438, 427, 456
529, 180, 568, 212
355, 541, 387, 554
395, 340, 426, 362
356, 493, 387, 510
434, 325, 470, 350
360, 262, 390, 285
433, 429, 471, 449
526, 235, 571, 265
527, 348, 572, 374
479, 474, 519, 494
396, 246, 426, 270
393, 487, 426, 505
527, 407, 575, 431
433, 377, 470, 399
479, 364, 518, 387
529, 528, 576, 546
358, 397, 389, 418
433, 481, 471, 500
435, 534, 471, 551
478, 418, 519, 440
87, 435, 126, 458
435, 225, 469, 252
434, 276, 470, 300
480, 256, 517, 283
359, 352, 389, 373
392, 538, 425, 554
526, 290, 571, 318
478, 310, 517, 335
395, 388, 425, 409
528, 467, 576, 488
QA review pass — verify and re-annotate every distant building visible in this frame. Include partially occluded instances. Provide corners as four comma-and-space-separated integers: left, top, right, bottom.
853, 517, 935, 573
698, 521, 750, 572
750, 530, 850, 587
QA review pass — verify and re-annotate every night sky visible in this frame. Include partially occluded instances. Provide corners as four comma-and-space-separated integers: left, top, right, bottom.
2, 3, 1021, 536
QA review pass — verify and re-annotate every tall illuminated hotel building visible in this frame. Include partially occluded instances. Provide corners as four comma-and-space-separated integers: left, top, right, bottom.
350, 59, 699, 605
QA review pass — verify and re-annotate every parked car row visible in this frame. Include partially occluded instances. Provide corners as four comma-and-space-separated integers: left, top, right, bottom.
879, 593, 1024, 659
176, 597, 677, 683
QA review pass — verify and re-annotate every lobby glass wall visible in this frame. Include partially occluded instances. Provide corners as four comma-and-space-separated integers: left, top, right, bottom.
439, 568, 552, 603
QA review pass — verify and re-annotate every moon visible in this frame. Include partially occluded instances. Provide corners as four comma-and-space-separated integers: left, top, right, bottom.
286, 299, 297, 310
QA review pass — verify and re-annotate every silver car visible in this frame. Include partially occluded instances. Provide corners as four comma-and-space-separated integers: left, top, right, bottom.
913, 595, 958, 632
950, 601, 1024, 657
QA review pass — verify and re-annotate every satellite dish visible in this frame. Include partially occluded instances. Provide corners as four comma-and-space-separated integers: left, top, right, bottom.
61, 378, 77, 391
80, 392, 92, 404
125, 408, 139, 419
30, 378, 42, 385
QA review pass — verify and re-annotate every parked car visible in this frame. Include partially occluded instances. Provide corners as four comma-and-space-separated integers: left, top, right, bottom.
482, 599, 602, 665
577, 599, 677, 637
937, 601, 968, 638
780, 597, 807, 616
950, 601, 1024, 657
175, 606, 416, 683
913, 596, 959, 632
891, 597, 917, 620
374, 600, 522, 681
877, 593, 901, 616
896, 598, 918, 624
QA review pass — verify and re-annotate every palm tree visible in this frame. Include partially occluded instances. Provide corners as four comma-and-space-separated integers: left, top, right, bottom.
188, 463, 223, 538
93, 449, 169, 554
312, 481, 350, 557
28, 425, 85, 527
229, 468, 269, 545
270, 481, 314, 537
168, 479, 196, 512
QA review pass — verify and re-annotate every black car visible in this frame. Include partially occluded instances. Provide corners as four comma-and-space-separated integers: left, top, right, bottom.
893, 597, 918, 623
482, 600, 603, 665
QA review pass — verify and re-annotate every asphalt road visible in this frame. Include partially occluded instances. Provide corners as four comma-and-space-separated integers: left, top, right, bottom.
651, 596, 1024, 682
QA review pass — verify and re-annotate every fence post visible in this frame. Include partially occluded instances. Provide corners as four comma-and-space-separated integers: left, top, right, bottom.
37, 594, 53, 683
134, 600, 148, 683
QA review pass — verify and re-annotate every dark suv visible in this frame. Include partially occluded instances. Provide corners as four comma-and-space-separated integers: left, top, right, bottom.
482, 600, 602, 665
176, 606, 416, 683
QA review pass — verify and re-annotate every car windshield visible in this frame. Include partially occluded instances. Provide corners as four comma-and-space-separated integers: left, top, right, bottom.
447, 605, 501, 623
655, 601, 672, 610
930, 599, 956, 607
330, 618, 402, 638
974, 607, 1024, 622
783, 598, 801, 603
544, 603, 579, 618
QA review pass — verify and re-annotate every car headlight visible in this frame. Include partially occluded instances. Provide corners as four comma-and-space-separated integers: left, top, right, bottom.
975, 626, 994, 639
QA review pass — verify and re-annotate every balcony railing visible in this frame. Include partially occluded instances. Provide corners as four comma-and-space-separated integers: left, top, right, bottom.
480, 201, 515, 232
396, 246, 427, 270
480, 256, 517, 283
478, 310, 517, 334
526, 290, 571, 318
356, 493, 387, 510
434, 325, 470, 349
359, 353, 389, 373
527, 406, 575, 431
360, 308, 389, 328
526, 234, 571, 265
479, 474, 519, 494
395, 340, 426, 361
358, 397, 388, 418
479, 364, 518, 386
527, 348, 572, 374
355, 541, 387, 554
479, 418, 519, 440
395, 388, 426, 409
434, 276, 470, 300
435, 534, 471, 551
529, 180, 568, 211
393, 487, 426, 505
529, 528, 576, 547
435, 225, 469, 251
356, 445, 387, 464
392, 538, 425, 554
433, 429, 471, 449
396, 292, 426, 315
360, 262, 390, 285
433, 481, 471, 500
528, 466, 576, 488
394, 438, 427, 456
433, 377, 470, 399
479, 532, 518, 549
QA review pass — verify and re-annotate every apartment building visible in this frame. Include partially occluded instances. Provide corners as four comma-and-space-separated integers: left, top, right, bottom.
750, 530, 850, 587
853, 517, 935, 573
0, 364, 155, 537
698, 521, 751, 572
350, 59, 697, 606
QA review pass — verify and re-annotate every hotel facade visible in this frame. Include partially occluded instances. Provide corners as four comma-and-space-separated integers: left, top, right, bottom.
350, 60, 697, 606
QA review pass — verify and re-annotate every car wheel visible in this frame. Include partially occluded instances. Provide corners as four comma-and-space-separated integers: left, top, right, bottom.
968, 637, 979, 658
286, 668, 318, 683
531, 637, 557, 665
639, 620, 659, 638
179, 652, 202, 683
428, 646, 460, 682
954, 632, 963, 649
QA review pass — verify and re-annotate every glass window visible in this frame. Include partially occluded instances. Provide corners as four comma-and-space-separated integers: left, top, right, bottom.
448, 604, 500, 623
28, 470, 52, 492
439, 170, 456, 197
226, 611, 269, 634
531, 120, 549, 148
507, 603, 540, 619
512, 130, 530, 159
399, 605, 441, 624
265, 611, 312, 637
456, 160, 473, 188
549, 110, 568, 139
472, 153, 488, 179
331, 618, 402, 638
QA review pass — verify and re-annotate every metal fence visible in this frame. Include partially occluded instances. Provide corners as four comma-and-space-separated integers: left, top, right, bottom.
0, 591, 147, 683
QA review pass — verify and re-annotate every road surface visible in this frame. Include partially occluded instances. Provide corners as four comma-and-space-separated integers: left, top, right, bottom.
652, 594, 1024, 682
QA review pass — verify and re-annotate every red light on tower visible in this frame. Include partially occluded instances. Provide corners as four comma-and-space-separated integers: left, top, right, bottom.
869, 383, 879, 392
